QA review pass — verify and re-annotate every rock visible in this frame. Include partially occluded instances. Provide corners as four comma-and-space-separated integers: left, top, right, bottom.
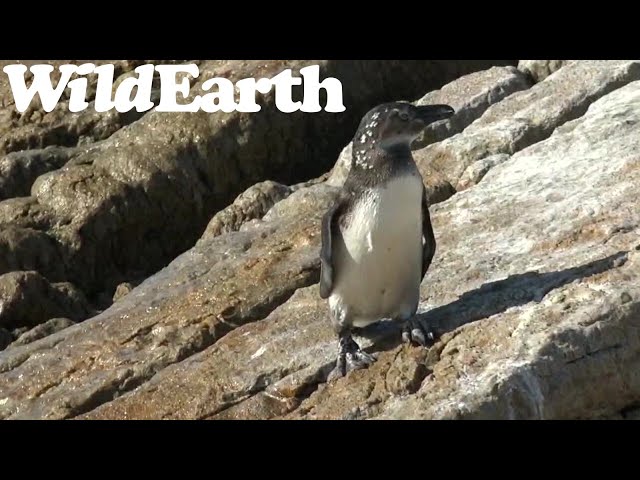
74, 79, 640, 420
6, 62, 639, 421
0, 60, 191, 155
518, 60, 573, 82
0, 328, 11, 350
0, 197, 56, 230
415, 60, 640, 188
0, 60, 513, 304
0, 227, 66, 280
456, 154, 510, 190
328, 65, 531, 188
112, 282, 135, 303
0, 271, 90, 329
7, 318, 74, 349
200, 181, 292, 240
412, 66, 532, 149
0, 146, 79, 200
0, 183, 340, 419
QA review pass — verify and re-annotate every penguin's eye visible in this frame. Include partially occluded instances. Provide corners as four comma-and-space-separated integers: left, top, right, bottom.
398, 111, 409, 121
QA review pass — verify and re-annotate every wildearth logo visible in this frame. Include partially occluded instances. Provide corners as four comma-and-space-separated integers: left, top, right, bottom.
2, 63, 346, 114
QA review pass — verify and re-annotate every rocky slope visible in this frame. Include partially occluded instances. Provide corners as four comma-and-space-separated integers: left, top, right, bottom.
1, 60, 639, 420
0, 60, 510, 335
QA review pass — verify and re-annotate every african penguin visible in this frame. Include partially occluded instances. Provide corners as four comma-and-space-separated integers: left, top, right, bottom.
319, 101, 455, 379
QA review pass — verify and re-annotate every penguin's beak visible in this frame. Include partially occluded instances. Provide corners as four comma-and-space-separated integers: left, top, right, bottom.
415, 104, 455, 124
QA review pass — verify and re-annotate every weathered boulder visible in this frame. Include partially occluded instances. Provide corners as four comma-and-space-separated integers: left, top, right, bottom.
0, 184, 340, 419
415, 60, 640, 189
412, 66, 531, 149
456, 153, 510, 190
0, 271, 90, 330
0, 60, 190, 155
518, 60, 573, 82
0, 60, 513, 304
328, 65, 530, 189
0, 146, 79, 200
201, 180, 292, 240
75, 79, 640, 420
4, 61, 639, 421
7, 318, 74, 349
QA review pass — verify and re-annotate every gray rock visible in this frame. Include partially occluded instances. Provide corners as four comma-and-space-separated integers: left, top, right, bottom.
0, 197, 56, 230
0, 183, 340, 419
416, 60, 640, 188
112, 282, 135, 303
0, 227, 66, 280
77, 79, 640, 420
8, 318, 74, 349
413, 66, 532, 149
200, 180, 292, 240
0, 146, 79, 200
0, 271, 90, 329
457, 154, 510, 190
1, 60, 513, 303
328, 65, 531, 187
518, 60, 573, 82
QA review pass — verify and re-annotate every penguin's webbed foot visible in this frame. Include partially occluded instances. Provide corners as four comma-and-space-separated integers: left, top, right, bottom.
402, 317, 437, 347
327, 333, 376, 381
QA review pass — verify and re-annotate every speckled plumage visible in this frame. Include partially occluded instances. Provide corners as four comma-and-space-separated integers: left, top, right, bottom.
319, 101, 455, 379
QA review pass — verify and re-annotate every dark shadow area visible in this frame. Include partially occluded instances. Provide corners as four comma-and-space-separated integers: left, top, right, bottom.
356, 250, 628, 350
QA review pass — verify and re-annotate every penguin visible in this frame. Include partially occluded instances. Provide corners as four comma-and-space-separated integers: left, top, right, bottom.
319, 101, 455, 379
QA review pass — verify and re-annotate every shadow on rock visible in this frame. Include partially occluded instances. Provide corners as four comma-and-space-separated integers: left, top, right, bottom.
357, 250, 628, 350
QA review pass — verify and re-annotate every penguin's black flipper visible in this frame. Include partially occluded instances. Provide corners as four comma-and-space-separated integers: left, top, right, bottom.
421, 187, 437, 281
319, 194, 349, 299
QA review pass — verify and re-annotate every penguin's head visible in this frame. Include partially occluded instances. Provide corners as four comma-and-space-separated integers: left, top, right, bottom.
355, 102, 455, 151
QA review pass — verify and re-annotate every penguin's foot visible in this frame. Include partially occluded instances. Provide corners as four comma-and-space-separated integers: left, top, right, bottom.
328, 333, 376, 381
402, 318, 436, 347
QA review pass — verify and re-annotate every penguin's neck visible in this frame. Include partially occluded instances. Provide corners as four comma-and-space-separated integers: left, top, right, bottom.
348, 144, 418, 193
379, 140, 412, 158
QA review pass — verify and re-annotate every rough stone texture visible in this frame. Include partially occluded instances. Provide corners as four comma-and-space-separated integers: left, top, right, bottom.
201, 181, 292, 240
518, 60, 573, 83
7, 318, 74, 349
4, 61, 640, 420
0, 60, 512, 306
457, 154, 510, 190
74, 79, 640, 420
0, 271, 90, 329
0, 184, 339, 419
328, 65, 530, 188
0, 197, 56, 230
112, 282, 135, 303
413, 66, 532, 149
0, 146, 80, 200
0, 60, 190, 155
415, 60, 640, 188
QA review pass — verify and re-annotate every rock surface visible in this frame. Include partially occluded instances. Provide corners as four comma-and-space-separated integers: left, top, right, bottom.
8, 318, 74, 349
415, 60, 640, 189
328, 65, 530, 188
0, 271, 90, 330
0, 59, 511, 320
2, 61, 639, 420
412, 66, 531, 149
518, 60, 573, 82
201, 181, 292, 240
82, 78, 640, 420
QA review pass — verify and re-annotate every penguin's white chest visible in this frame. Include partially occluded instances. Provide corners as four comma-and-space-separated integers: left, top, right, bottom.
332, 174, 424, 325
